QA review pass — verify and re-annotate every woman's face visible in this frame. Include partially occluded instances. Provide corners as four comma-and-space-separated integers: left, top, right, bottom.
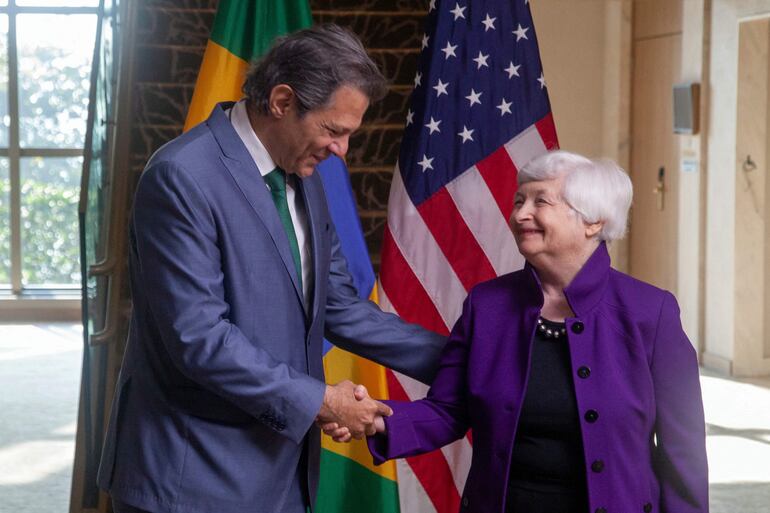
510, 176, 595, 263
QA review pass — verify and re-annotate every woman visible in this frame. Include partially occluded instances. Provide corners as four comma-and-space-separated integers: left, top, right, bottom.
327, 151, 708, 513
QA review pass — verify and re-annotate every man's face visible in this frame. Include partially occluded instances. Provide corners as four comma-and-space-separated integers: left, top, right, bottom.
275, 85, 369, 177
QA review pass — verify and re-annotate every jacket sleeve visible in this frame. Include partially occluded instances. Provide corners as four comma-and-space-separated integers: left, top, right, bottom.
651, 292, 709, 513
367, 293, 474, 463
323, 223, 445, 384
132, 160, 325, 444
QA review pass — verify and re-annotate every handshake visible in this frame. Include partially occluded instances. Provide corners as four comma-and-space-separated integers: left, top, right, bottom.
316, 380, 390, 443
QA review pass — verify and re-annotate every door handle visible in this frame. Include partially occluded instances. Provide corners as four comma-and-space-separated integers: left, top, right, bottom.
652, 166, 665, 211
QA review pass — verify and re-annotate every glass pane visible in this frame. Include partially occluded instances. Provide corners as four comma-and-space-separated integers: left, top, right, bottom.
17, 1, 99, 6
0, 16, 8, 148
0, 158, 9, 285
18, 14, 97, 148
20, 156, 82, 286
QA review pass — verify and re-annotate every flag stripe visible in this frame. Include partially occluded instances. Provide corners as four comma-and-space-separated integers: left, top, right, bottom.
209, 0, 312, 61
390, 372, 472, 496
386, 167, 465, 329
445, 166, 523, 276
184, 41, 249, 131
475, 146, 519, 220
416, 187, 498, 290
316, 450, 400, 513
503, 123, 549, 173
396, 459, 438, 513
380, 228, 449, 335
387, 371, 462, 513
535, 113, 560, 150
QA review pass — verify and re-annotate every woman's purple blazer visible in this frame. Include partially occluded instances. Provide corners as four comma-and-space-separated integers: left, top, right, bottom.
369, 243, 708, 513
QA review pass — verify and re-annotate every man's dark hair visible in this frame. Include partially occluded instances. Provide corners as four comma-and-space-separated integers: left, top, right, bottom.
243, 24, 388, 116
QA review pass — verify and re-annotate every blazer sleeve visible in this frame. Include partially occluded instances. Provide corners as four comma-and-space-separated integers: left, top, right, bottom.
651, 292, 709, 513
131, 160, 325, 444
323, 223, 445, 384
367, 293, 474, 463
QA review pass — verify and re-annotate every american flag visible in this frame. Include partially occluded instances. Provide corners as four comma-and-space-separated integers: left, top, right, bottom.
376, 0, 558, 511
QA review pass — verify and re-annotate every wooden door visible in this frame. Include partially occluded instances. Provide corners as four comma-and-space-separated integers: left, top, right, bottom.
628, 34, 682, 292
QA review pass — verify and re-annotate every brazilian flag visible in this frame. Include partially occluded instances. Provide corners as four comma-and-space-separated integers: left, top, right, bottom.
184, 1, 401, 512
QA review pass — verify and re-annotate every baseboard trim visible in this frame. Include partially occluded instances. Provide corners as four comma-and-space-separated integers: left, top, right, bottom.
701, 351, 733, 376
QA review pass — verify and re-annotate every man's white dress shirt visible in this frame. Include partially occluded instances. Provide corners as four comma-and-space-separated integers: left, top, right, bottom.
228, 100, 313, 310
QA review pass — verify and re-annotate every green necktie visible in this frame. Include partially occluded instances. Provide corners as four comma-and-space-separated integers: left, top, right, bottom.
264, 168, 303, 293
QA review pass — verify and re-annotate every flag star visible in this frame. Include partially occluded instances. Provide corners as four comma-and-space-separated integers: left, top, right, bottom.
465, 88, 482, 107
497, 98, 512, 116
441, 41, 458, 59
433, 79, 449, 97
414, 72, 422, 87
473, 51, 490, 69
450, 3, 466, 20
482, 13, 497, 31
458, 125, 474, 143
424, 116, 442, 134
418, 154, 434, 172
429, 0, 436, 11
406, 109, 414, 126
505, 61, 521, 78
538, 72, 547, 89
421, 34, 430, 50
513, 24, 529, 41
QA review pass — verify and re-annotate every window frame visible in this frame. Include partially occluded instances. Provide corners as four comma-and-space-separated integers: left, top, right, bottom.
1, 0, 99, 296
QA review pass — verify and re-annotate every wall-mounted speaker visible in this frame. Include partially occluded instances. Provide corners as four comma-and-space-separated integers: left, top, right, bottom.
673, 82, 700, 135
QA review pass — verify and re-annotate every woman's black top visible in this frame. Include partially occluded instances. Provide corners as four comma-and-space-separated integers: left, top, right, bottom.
505, 318, 588, 513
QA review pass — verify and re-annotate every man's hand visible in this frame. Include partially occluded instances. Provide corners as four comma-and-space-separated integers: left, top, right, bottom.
316, 382, 391, 441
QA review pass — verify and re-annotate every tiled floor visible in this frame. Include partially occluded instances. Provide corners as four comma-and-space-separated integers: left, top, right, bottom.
0, 324, 768, 512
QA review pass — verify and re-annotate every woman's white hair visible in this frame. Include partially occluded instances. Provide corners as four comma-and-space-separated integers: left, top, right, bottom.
517, 150, 633, 242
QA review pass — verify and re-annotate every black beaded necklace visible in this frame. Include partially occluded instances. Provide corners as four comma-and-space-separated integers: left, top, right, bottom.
536, 317, 567, 339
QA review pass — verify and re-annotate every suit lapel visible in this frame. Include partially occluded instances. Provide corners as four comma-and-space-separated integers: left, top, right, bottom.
207, 103, 305, 307
298, 174, 323, 322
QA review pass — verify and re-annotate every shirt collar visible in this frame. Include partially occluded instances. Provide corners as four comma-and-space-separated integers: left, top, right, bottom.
229, 99, 276, 177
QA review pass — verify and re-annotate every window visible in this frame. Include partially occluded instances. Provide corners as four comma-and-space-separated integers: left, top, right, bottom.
0, 0, 98, 294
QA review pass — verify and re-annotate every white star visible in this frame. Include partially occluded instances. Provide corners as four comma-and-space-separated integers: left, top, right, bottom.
465, 88, 482, 107
513, 24, 529, 41
538, 72, 547, 89
458, 125, 474, 143
424, 116, 442, 134
418, 154, 434, 172
414, 72, 422, 87
429, 0, 436, 11
505, 61, 521, 78
406, 109, 414, 126
497, 98, 512, 116
473, 51, 490, 69
441, 41, 458, 59
433, 79, 449, 97
482, 13, 497, 32
421, 34, 430, 50
450, 3, 466, 20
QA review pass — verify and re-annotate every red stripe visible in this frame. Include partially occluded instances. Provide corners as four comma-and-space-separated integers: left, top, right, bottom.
380, 226, 450, 336
476, 146, 519, 220
416, 188, 497, 291
536, 112, 560, 150
387, 371, 462, 513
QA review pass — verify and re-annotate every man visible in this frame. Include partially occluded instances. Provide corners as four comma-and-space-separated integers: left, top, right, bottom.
97, 25, 444, 513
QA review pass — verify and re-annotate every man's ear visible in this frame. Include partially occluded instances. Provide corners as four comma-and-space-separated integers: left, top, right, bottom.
585, 220, 604, 239
268, 84, 295, 119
